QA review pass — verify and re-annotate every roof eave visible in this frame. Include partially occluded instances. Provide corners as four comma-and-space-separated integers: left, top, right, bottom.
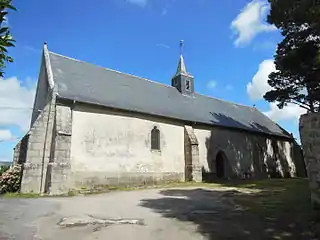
56, 95, 293, 140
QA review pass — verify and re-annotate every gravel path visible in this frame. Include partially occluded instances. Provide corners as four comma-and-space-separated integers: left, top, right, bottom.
2, 186, 306, 240
0, 187, 231, 240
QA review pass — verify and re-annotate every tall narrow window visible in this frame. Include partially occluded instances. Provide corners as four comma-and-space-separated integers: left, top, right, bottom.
151, 126, 160, 150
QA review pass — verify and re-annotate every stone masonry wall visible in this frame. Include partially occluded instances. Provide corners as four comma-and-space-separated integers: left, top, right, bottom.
184, 126, 202, 182
13, 141, 22, 165
45, 104, 72, 195
194, 126, 302, 180
13, 134, 29, 165
20, 91, 56, 194
299, 113, 320, 211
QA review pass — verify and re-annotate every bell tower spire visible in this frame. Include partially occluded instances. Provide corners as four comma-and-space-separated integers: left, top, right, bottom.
171, 40, 194, 96
176, 40, 187, 74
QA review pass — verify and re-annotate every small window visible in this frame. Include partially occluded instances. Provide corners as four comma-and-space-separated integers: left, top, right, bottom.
186, 80, 190, 90
151, 126, 160, 150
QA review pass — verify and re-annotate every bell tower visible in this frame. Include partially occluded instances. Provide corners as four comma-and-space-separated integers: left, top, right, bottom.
171, 40, 194, 96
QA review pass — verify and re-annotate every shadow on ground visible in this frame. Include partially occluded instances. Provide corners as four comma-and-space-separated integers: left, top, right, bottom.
140, 179, 318, 240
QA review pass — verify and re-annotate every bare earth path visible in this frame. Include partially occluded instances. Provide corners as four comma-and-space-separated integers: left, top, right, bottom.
0, 180, 318, 240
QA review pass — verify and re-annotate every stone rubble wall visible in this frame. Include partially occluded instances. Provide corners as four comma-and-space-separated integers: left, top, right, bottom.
13, 134, 29, 165
20, 92, 56, 194
299, 113, 320, 210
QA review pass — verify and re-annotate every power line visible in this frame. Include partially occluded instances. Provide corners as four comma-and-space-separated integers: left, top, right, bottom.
0, 137, 21, 143
0, 106, 33, 110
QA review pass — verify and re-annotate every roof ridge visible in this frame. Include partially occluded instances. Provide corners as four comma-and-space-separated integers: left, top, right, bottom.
49, 51, 177, 90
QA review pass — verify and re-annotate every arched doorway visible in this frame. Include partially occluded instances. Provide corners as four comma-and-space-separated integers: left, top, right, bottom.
216, 151, 227, 179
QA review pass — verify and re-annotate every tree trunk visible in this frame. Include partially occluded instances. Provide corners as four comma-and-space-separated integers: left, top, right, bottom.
306, 83, 315, 112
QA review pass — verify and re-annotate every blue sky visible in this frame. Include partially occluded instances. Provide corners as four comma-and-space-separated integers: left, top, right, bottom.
0, 0, 306, 162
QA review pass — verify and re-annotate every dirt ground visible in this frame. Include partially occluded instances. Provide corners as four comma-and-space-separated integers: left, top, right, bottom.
0, 178, 318, 240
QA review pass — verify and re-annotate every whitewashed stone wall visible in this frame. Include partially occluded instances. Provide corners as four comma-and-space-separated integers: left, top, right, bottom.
194, 126, 300, 180
300, 113, 320, 211
69, 104, 185, 188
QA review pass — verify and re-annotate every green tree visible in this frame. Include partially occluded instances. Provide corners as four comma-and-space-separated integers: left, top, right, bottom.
0, 0, 15, 77
263, 0, 320, 112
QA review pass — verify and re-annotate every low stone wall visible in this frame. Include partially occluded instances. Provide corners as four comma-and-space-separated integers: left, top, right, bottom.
299, 113, 320, 212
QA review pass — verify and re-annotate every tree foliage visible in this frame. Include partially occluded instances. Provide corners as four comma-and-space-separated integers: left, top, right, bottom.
0, 0, 15, 78
264, 0, 320, 112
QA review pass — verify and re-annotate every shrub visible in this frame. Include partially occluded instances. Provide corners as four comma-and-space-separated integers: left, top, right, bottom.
0, 165, 10, 176
0, 164, 22, 194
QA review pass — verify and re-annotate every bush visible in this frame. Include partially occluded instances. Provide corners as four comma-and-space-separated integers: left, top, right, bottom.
0, 165, 10, 176
0, 164, 22, 194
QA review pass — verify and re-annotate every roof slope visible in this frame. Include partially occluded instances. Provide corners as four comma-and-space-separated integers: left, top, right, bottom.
49, 52, 291, 138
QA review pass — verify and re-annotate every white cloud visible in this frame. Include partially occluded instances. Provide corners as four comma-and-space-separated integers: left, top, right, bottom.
0, 129, 14, 142
156, 43, 170, 49
263, 102, 307, 122
0, 159, 10, 163
247, 59, 274, 100
248, 59, 307, 132
3, 16, 9, 27
0, 77, 36, 131
231, 0, 276, 47
126, 0, 147, 7
207, 80, 217, 89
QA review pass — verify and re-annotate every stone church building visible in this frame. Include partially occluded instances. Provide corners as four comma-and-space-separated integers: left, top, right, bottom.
13, 43, 305, 194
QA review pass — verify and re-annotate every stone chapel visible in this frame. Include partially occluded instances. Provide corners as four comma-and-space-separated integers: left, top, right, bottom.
13, 43, 305, 194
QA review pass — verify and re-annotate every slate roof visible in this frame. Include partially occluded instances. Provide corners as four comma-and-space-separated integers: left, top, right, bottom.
49, 51, 291, 139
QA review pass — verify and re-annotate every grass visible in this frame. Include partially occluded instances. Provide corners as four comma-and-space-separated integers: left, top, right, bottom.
218, 178, 312, 216
77, 180, 225, 195
2, 192, 41, 198
217, 178, 319, 238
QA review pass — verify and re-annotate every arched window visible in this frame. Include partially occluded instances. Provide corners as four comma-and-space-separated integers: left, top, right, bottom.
151, 126, 160, 150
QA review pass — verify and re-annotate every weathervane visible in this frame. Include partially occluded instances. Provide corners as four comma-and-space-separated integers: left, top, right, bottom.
180, 40, 184, 55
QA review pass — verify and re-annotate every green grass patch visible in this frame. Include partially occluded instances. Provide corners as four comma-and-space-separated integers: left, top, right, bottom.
218, 178, 312, 217
2, 192, 41, 198
77, 181, 224, 195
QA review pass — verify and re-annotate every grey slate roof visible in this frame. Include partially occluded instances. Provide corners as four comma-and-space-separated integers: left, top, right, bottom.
49, 52, 291, 139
